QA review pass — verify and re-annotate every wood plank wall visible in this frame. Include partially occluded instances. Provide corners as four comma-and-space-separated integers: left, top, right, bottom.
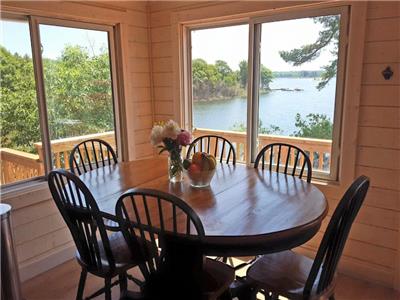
148, 0, 400, 289
1, 0, 398, 289
353, 1, 399, 288
0, 0, 152, 280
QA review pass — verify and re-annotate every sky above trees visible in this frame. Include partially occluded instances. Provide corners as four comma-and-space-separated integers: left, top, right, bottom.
192, 17, 337, 72
0, 20, 108, 59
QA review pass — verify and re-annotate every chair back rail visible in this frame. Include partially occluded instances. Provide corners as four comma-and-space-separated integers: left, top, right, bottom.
69, 139, 117, 175
254, 143, 312, 182
304, 176, 370, 297
115, 188, 205, 280
48, 169, 116, 273
186, 135, 236, 165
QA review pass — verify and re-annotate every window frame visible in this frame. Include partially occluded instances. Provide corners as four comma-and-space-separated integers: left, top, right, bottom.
0, 13, 123, 190
184, 5, 350, 182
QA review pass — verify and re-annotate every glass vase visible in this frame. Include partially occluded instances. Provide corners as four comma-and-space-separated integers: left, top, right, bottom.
168, 153, 183, 183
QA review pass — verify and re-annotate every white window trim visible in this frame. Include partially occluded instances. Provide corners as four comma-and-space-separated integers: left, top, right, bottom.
0, 13, 124, 193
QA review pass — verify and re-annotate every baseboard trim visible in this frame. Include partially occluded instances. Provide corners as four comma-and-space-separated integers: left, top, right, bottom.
19, 242, 76, 282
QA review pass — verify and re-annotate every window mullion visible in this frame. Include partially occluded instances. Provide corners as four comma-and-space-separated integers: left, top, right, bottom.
246, 22, 261, 164
29, 16, 52, 176
107, 27, 124, 161
184, 27, 193, 132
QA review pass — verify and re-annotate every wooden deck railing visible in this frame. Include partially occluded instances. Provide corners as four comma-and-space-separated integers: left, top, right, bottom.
1, 131, 115, 185
0, 148, 44, 185
192, 128, 332, 171
1, 128, 331, 186
33, 131, 115, 170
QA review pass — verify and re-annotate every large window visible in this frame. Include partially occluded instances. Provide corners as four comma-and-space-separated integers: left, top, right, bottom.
187, 7, 347, 180
0, 16, 119, 187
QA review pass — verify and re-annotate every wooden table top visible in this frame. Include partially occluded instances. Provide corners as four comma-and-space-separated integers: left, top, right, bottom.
80, 157, 328, 256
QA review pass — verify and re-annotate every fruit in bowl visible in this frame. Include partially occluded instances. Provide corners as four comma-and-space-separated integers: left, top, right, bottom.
183, 152, 216, 188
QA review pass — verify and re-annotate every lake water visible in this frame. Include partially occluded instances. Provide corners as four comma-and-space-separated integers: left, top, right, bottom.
193, 77, 336, 136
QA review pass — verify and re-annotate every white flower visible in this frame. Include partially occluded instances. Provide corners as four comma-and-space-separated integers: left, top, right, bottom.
162, 120, 180, 140
150, 125, 164, 145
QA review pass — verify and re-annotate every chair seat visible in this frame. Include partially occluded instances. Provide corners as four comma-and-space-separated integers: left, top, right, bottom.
76, 232, 154, 277
247, 250, 323, 300
202, 258, 235, 297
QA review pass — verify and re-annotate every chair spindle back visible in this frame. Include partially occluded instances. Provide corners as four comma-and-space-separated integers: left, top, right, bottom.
69, 139, 117, 175
254, 143, 312, 182
115, 188, 205, 280
304, 176, 370, 297
48, 169, 115, 272
186, 135, 236, 164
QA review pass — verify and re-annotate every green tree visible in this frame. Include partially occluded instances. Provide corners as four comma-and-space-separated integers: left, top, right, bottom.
238, 60, 273, 91
260, 65, 273, 90
293, 113, 333, 139
0, 45, 114, 153
45, 45, 113, 140
215, 60, 232, 79
238, 60, 248, 88
279, 15, 340, 90
231, 120, 282, 135
0, 46, 40, 153
192, 59, 245, 100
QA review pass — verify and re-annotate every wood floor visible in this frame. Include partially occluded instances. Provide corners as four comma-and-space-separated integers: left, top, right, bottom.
22, 258, 399, 300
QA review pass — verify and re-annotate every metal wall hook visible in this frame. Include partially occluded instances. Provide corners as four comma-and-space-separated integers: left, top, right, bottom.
382, 66, 394, 80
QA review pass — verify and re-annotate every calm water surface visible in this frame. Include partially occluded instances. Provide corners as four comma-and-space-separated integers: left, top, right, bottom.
193, 77, 336, 135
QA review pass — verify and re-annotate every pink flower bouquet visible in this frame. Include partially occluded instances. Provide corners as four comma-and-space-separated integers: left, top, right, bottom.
150, 120, 192, 182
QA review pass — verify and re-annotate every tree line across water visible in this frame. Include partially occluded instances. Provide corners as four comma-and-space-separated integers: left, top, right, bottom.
192, 59, 273, 101
192, 59, 325, 101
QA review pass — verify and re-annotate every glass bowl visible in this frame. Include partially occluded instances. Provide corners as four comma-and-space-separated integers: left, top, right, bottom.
185, 168, 216, 188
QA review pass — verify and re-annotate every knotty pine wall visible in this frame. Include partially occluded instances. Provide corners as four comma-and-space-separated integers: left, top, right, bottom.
148, 1, 399, 289
1, 0, 398, 289
0, 0, 153, 280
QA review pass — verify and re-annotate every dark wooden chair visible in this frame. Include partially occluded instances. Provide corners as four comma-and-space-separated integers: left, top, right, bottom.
186, 135, 236, 165
229, 143, 313, 275
48, 169, 143, 300
115, 188, 235, 300
245, 176, 370, 300
187, 135, 237, 269
254, 143, 312, 183
69, 138, 117, 175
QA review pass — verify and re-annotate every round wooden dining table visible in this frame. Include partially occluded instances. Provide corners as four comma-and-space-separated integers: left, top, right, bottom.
79, 157, 328, 257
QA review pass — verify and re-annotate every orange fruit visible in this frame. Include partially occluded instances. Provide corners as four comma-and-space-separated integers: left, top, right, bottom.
207, 155, 217, 170
192, 152, 203, 165
188, 163, 201, 174
200, 153, 210, 171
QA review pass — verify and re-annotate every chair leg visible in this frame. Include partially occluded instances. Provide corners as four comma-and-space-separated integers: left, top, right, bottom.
236, 287, 258, 300
228, 257, 235, 267
218, 289, 232, 300
104, 277, 112, 300
119, 273, 128, 294
271, 292, 279, 300
76, 269, 87, 300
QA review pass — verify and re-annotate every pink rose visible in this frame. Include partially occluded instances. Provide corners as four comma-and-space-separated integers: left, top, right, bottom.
177, 130, 192, 146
